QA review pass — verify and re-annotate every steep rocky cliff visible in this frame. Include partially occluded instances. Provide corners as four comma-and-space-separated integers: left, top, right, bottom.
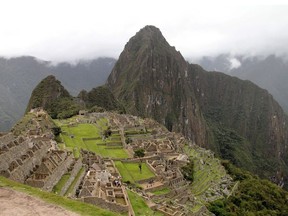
107, 26, 208, 146
107, 25, 288, 186
188, 65, 288, 180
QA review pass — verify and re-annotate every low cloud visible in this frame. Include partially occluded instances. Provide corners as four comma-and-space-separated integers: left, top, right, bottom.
229, 58, 242, 69
0, 1, 287, 62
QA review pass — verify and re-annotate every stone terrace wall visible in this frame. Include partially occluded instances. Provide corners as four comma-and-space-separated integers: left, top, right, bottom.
60, 159, 83, 196
43, 153, 74, 191
68, 166, 86, 198
9, 141, 50, 183
0, 133, 16, 148
0, 139, 50, 183
0, 139, 30, 171
82, 196, 128, 213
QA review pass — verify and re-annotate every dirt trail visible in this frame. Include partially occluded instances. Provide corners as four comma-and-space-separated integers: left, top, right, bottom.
0, 187, 79, 216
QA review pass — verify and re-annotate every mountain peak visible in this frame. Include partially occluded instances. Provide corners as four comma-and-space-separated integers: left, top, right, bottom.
123, 25, 170, 52
26, 75, 80, 119
137, 25, 163, 38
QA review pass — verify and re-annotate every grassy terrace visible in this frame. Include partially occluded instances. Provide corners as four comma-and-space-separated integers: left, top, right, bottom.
84, 140, 129, 159
0, 176, 120, 216
52, 173, 70, 194
127, 190, 163, 216
184, 146, 228, 198
60, 123, 99, 157
58, 120, 129, 159
151, 187, 171, 195
65, 167, 85, 196
114, 161, 155, 184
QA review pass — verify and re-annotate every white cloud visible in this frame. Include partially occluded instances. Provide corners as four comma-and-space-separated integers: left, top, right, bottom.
0, 0, 288, 62
229, 58, 241, 69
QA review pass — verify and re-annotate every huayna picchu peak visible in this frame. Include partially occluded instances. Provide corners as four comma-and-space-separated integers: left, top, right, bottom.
26, 75, 81, 119
1, 25, 288, 216
107, 25, 288, 189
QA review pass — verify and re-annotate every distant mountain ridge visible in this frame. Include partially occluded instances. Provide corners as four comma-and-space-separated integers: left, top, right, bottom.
198, 54, 288, 112
107, 25, 288, 187
0, 56, 116, 131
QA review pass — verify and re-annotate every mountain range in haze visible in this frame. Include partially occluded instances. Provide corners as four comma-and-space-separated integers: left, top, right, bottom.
0, 56, 116, 131
198, 54, 288, 113
1, 37, 288, 136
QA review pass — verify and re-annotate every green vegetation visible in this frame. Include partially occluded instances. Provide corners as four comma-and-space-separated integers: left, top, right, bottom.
104, 127, 112, 138
180, 159, 194, 182
51, 126, 62, 136
65, 167, 85, 196
59, 120, 129, 158
151, 187, 170, 195
78, 86, 125, 113
26, 75, 80, 119
11, 112, 56, 136
84, 140, 129, 159
165, 112, 177, 132
115, 161, 155, 184
0, 176, 120, 216
184, 146, 229, 200
208, 161, 288, 216
52, 173, 70, 194
11, 113, 36, 135
60, 123, 101, 157
212, 126, 254, 172
134, 148, 145, 158
127, 190, 163, 216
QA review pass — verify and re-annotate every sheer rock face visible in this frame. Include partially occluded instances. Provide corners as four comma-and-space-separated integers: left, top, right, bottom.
107, 25, 288, 185
188, 65, 288, 179
107, 26, 208, 146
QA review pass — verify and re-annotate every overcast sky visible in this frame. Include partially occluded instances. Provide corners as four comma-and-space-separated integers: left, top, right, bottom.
0, 0, 288, 62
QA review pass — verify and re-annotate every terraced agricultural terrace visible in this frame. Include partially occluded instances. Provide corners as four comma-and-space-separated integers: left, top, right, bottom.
0, 109, 235, 215
57, 120, 129, 159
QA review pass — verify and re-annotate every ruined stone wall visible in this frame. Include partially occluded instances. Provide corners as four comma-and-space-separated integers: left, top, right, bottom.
0, 133, 16, 148
0, 138, 30, 171
42, 153, 74, 191
121, 155, 160, 163
9, 141, 50, 183
152, 190, 176, 200
82, 196, 128, 213
169, 177, 185, 187
67, 167, 86, 198
137, 177, 156, 184
60, 159, 83, 196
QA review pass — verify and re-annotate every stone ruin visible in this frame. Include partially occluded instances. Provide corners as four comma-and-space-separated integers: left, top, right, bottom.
0, 111, 234, 215
77, 150, 132, 214
26, 150, 74, 191
0, 134, 52, 183
104, 113, 197, 215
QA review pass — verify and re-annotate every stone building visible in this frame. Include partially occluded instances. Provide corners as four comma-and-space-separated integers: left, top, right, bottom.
26, 150, 74, 191
0, 134, 51, 183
